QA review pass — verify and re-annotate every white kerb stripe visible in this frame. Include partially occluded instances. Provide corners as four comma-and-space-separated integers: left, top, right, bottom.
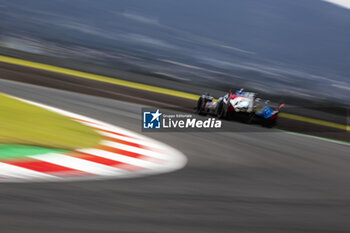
100, 141, 164, 159
75, 121, 144, 140
77, 148, 159, 169
30, 153, 124, 176
98, 131, 164, 150
0, 162, 59, 180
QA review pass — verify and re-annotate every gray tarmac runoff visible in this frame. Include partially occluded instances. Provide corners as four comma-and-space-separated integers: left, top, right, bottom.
0, 79, 349, 233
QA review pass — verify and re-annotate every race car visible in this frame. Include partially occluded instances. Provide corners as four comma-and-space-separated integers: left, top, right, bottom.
195, 89, 284, 127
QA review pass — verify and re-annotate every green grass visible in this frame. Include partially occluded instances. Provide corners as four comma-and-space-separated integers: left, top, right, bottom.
0, 94, 102, 150
0, 144, 67, 160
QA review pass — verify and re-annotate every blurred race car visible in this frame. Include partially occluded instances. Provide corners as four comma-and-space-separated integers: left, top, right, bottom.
195, 89, 284, 127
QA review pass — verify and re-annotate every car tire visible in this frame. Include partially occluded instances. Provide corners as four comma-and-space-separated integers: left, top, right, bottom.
243, 113, 255, 124
217, 102, 226, 119
196, 97, 207, 115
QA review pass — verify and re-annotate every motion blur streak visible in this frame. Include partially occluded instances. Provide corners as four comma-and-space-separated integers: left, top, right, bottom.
0, 0, 350, 232
280, 112, 350, 131
0, 92, 187, 182
1, 0, 350, 102
0, 55, 199, 100
0, 55, 348, 131
0, 80, 350, 233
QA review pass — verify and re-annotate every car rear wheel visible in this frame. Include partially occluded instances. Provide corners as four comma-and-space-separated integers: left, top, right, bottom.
217, 102, 226, 119
196, 97, 207, 115
243, 113, 255, 124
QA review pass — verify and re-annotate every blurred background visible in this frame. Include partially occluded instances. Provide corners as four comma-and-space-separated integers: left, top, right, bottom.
1, 2, 350, 232
0, 0, 349, 105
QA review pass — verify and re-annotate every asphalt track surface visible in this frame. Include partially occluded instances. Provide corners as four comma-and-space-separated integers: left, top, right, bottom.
1, 79, 350, 233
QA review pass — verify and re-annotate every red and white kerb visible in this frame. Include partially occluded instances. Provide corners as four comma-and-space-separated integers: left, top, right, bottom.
0, 98, 187, 182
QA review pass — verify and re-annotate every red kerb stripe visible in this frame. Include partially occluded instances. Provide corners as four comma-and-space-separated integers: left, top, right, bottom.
7, 160, 79, 173
68, 152, 143, 171
96, 145, 163, 163
104, 136, 144, 149
95, 128, 134, 138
